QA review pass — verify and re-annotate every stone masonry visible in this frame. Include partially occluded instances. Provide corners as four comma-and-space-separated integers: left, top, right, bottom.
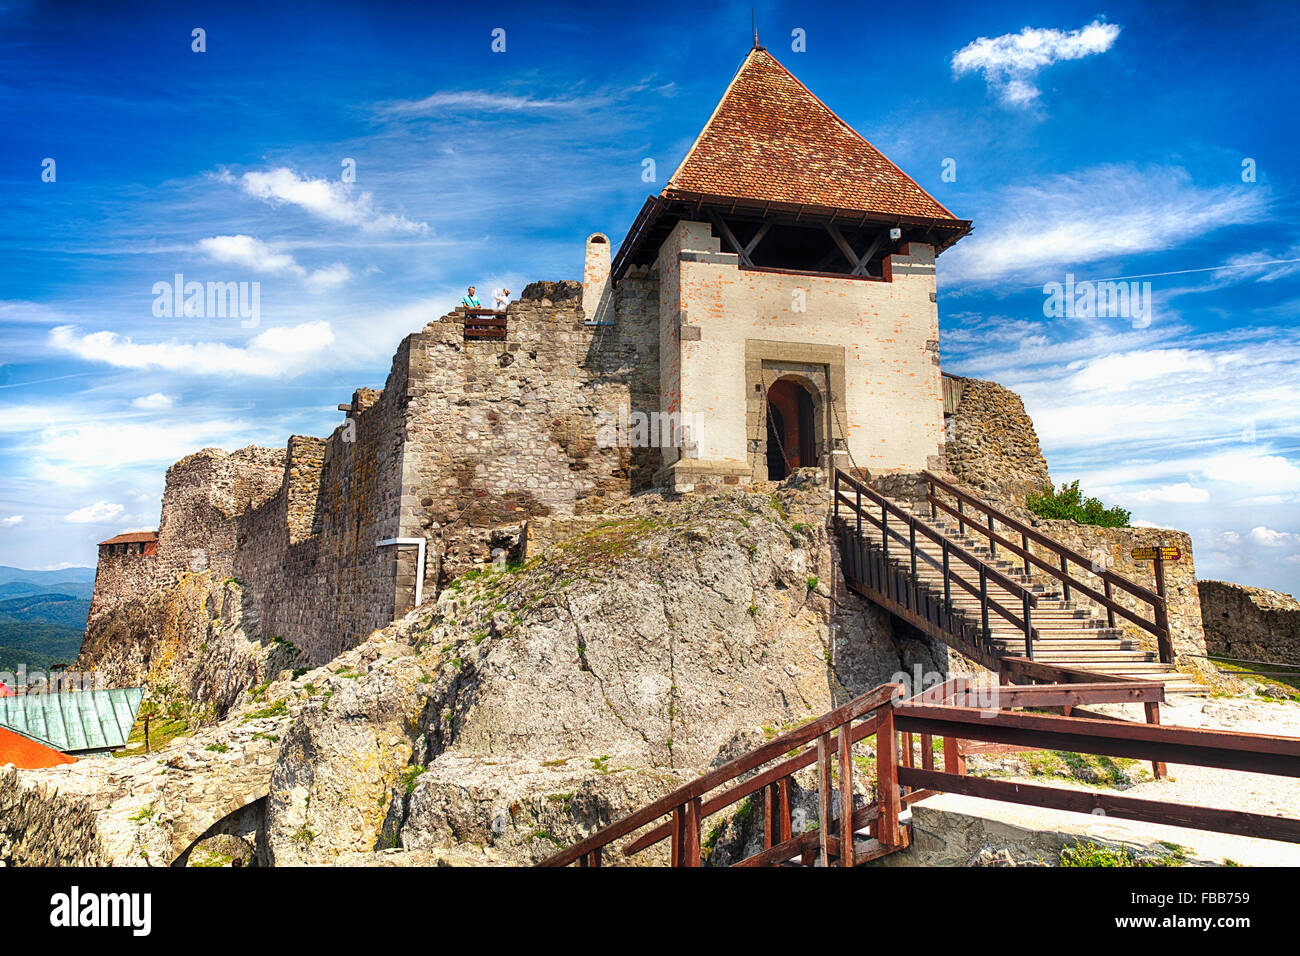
1199, 580, 1300, 667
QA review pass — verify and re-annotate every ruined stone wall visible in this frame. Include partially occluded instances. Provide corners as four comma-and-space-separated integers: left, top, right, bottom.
943, 375, 1050, 504
0, 766, 103, 865
85, 275, 662, 675
402, 279, 660, 580
1199, 580, 1300, 667
233, 357, 412, 663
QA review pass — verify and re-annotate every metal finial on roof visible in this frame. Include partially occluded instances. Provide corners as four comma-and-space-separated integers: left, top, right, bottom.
752, 10, 761, 50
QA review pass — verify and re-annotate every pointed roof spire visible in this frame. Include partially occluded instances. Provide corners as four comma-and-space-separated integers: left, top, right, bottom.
663, 47, 963, 227
751, 10, 761, 50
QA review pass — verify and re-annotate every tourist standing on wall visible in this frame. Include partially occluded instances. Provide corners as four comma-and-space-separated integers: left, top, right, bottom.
461, 286, 481, 308
493, 288, 510, 312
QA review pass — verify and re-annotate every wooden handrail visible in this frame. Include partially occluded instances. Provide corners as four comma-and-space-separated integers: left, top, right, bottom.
923, 470, 1163, 603
537, 682, 901, 867
542, 678, 1300, 865
835, 470, 1038, 658
834, 475, 1036, 607
922, 470, 1174, 663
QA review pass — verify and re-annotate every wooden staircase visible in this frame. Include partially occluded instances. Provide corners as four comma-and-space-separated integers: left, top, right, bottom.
833, 470, 1209, 695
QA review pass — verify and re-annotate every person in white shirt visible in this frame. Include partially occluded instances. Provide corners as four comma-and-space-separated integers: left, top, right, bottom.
493, 288, 510, 312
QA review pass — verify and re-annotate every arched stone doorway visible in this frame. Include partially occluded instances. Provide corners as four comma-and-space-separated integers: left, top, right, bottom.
765, 377, 818, 480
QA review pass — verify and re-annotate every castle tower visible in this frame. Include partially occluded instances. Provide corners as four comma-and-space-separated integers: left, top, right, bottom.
611, 46, 971, 490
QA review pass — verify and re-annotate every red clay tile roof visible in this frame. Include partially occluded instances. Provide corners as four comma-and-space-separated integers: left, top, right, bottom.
0, 725, 77, 770
98, 531, 158, 546
664, 47, 960, 224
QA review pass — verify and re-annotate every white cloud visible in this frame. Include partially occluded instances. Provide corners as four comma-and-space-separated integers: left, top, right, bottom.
0, 515, 22, 527
132, 393, 174, 410
198, 234, 352, 291
227, 168, 428, 235
65, 501, 124, 524
302, 262, 353, 292
941, 165, 1269, 284
953, 18, 1121, 106
1202, 453, 1300, 492
49, 321, 336, 378
377, 90, 602, 115
1248, 526, 1293, 547
1122, 483, 1211, 504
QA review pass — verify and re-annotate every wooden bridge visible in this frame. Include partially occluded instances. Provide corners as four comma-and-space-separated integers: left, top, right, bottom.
541, 674, 1300, 867
833, 469, 1208, 693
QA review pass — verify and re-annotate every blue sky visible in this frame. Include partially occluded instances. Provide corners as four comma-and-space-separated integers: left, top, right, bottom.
2, 0, 1298, 594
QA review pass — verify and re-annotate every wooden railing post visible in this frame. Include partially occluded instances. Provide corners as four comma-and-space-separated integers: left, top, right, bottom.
881, 504, 889, 564
979, 564, 990, 645
855, 485, 862, 536
1152, 553, 1173, 665
1023, 592, 1034, 659
838, 725, 855, 867
683, 797, 702, 867
815, 734, 832, 867
1021, 532, 1030, 575
1104, 579, 1116, 628
876, 703, 900, 846
1144, 702, 1168, 780
1060, 553, 1072, 602
987, 512, 997, 557
834, 471, 840, 521
928, 479, 936, 521
670, 805, 684, 866
942, 539, 951, 617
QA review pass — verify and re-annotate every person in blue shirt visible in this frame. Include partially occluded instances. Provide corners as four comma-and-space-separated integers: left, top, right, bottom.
461, 286, 481, 308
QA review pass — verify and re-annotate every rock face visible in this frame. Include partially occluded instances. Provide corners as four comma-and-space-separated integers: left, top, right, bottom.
1199, 580, 1300, 667
943, 376, 1051, 505
15, 480, 942, 867
261, 481, 941, 865
75, 571, 296, 720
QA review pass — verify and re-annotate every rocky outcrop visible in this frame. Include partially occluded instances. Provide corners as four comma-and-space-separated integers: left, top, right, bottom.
0, 766, 103, 866
17, 479, 943, 867
261, 479, 940, 865
75, 571, 296, 720
1199, 580, 1300, 668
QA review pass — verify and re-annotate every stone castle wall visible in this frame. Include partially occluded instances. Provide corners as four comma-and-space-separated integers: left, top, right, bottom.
1199, 579, 1300, 667
943, 375, 1050, 504
86, 446, 285, 630
85, 281, 661, 670
402, 279, 659, 581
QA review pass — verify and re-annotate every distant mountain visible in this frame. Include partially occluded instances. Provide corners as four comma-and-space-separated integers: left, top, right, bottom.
0, 579, 94, 599
0, 565, 95, 586
0, 567, 94, 672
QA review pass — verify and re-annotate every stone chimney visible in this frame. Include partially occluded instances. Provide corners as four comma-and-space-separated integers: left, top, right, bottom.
582, 233, 612, 324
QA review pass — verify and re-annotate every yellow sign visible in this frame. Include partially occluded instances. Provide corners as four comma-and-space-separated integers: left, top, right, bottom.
1131, 546, 1181, 561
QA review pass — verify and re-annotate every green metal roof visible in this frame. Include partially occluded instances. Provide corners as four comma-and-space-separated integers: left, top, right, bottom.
0, 687, 144, 753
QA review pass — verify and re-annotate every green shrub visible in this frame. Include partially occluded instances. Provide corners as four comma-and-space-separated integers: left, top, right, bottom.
1026, 481, 1130, 528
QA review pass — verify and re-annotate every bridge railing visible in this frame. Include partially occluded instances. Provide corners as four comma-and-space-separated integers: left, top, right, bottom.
538, 683, 904, 867
541, 678, 1300, 866
834, 469, 1039, 661
921, 471, 1174, 663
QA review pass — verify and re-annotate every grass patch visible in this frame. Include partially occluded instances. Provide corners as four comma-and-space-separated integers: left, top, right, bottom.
1060, 839, 1188, 867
